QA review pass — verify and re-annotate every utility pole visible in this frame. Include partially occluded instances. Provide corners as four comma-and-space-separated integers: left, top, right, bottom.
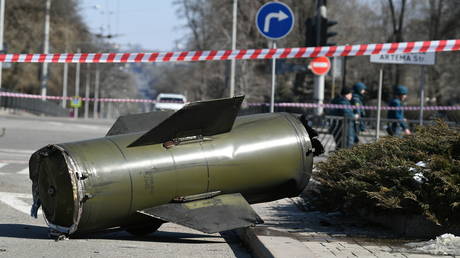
0, 0, 6, 91
229, 0, 237, 97
40, 0, 51, 100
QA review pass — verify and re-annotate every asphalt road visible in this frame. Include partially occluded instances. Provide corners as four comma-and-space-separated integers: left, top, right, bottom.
0, 114, 250, 258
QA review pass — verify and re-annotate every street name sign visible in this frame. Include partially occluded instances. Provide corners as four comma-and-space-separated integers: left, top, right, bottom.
256, 2, 294, 40
370, 52, 436, 65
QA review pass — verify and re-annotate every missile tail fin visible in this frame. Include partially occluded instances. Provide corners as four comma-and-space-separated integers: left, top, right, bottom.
128, 96, 244, 147
106, 110, 174, 136
137, 193, 263, 234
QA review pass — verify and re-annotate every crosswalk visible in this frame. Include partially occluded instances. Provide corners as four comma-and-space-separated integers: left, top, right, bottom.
0, 162, 29, 176
0, 192, 41, 215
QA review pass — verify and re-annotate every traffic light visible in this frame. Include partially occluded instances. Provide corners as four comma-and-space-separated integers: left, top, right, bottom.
304, 15, 338, 47
305, 17, 316, 47
319, 16, 337, 46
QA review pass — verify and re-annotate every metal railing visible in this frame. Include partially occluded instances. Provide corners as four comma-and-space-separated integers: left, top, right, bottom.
0, 89, 70, 117
313, 116, 458, 154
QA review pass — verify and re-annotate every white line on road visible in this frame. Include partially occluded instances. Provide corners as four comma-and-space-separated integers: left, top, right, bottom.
0, 148, 35, 154
17, 168, 29, 175
0, 163, 6, 169
0, 192, 42, 216
0, 160, 28, 164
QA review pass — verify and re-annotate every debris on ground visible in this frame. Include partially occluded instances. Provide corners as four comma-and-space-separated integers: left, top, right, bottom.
406, 233, 460, 256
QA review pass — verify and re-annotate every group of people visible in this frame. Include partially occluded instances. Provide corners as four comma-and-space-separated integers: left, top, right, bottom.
329, 82, 411, 149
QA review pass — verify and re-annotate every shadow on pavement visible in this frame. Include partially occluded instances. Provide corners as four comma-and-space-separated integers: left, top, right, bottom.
74, 229, 225, 244
260, 199, 402, 240
0, 224, 49, 239
0, 224, 225, 244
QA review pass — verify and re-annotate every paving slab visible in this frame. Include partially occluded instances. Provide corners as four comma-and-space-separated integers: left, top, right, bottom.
237, 198, 457, 258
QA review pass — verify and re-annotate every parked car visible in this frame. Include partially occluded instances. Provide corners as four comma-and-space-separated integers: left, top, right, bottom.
154, 93, 187, 111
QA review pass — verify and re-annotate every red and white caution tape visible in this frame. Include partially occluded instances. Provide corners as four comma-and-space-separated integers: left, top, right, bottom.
0, 39, 459, 63
2, 92, 460, 111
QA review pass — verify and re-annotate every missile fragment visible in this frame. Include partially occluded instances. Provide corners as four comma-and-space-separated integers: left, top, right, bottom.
29, 96, 322, 236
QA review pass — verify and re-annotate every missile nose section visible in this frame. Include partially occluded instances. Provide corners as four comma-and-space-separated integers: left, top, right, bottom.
30, 145, 81, 233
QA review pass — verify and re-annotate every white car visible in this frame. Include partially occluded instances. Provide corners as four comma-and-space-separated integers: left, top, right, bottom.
154, 93, 187, 111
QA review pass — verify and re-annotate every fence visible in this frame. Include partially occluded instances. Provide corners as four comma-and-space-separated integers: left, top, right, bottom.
313, 116, 458, 154
0, 89, 69, 117
240, 104, 459, 154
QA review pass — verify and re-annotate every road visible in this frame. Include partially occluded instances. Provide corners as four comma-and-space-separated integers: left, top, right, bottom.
0, 114, 250, 258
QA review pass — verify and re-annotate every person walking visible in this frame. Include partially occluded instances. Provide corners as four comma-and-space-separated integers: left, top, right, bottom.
330, 87, 357, 149
351, 82, 367, 144
387, 85, 411, 137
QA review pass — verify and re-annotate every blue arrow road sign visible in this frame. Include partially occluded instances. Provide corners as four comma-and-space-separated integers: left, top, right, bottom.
256, 2, 294, 40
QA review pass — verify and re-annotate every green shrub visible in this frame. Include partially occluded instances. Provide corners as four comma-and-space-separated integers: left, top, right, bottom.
309, 121, 460, 227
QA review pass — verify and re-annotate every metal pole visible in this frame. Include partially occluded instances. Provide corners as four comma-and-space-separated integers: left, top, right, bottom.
376, 67, 383, 139
270, 41, 276, 113
229, 0, 237, 97
331, 57, 336, 99
93, 65, 100, 119
314, 0, 325, 116
419, 66, 426, 126
84, 64, 90, 119
61, 62, 68, 108
40, 0, 51, 100
74, 51, 80, 119
0, 0, 5, 90
108, 102, 113, 119
342, 55, 347, 89
315, 0, 322, 46
314, 75, 325, 115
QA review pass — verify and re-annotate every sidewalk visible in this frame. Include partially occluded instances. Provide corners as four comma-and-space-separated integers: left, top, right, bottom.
237, 198, 457, 258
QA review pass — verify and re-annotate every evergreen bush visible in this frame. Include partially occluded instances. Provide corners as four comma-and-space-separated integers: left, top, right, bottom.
308, 121, 460, 228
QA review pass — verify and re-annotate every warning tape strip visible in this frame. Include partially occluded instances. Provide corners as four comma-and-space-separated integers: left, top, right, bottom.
0, 39, 459, 63
2, 92, 459, 111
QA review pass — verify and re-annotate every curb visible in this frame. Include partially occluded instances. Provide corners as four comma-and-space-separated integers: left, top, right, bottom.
236, 226, 316, 258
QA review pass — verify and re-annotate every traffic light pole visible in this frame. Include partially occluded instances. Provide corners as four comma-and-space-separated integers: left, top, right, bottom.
314, 75, 325, 115
314, 0, 326, 115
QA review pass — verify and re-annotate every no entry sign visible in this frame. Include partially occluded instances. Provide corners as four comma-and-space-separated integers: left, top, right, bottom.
309, 56, 331, 76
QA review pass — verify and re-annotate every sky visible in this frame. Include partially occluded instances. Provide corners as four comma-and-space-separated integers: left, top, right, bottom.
80, 0, 185, 51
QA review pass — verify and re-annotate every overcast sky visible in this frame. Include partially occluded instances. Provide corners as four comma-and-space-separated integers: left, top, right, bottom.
80, 0, 185, 51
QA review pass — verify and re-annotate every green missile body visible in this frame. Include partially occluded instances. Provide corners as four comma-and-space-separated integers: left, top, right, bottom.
29, 96, 322, 236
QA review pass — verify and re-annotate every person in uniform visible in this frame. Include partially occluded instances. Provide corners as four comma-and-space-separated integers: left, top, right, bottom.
330, 87, 357, 149
387, 85, 411, 137
351, 82, 367, 144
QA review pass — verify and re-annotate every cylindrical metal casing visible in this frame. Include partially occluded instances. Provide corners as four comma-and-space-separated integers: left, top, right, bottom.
30, 112, 313, 234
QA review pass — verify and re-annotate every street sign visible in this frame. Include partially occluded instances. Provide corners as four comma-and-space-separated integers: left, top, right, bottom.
70, 97, 82, 108
309, 56, 331, 76
370, 52, 436, 65
256, 2, 294, 40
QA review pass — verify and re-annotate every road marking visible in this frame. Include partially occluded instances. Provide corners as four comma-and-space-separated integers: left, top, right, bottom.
17, 168, 29, 175
0, 163, 7, 175
0, 148, 35, 155
0, 192, 42, 216
0, 160, 28, 164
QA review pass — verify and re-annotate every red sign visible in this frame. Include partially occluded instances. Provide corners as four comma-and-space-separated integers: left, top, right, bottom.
309, 56, 331, 76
